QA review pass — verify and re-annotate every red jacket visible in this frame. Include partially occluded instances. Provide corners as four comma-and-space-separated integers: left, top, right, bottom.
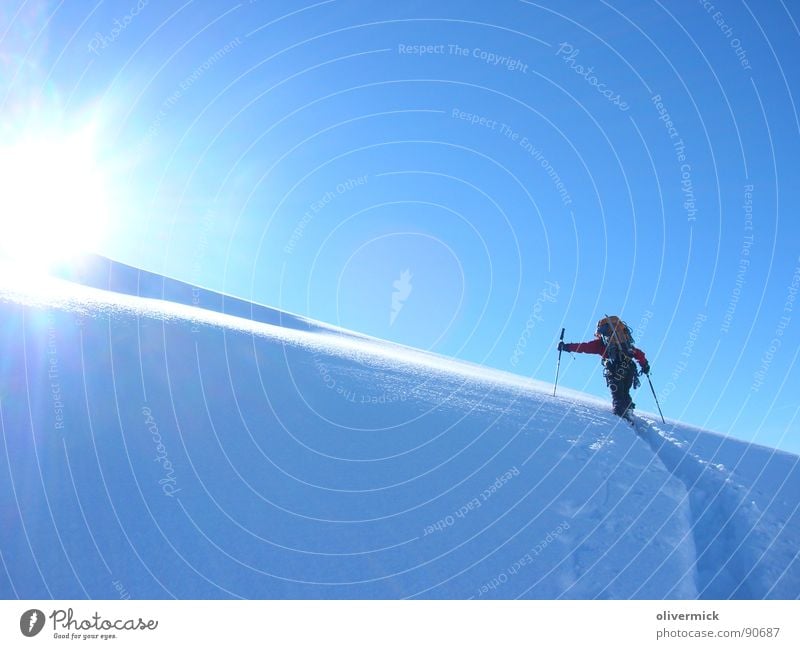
564, 339, 648, 370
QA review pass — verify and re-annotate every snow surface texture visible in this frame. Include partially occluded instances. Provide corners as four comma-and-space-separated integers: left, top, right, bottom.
0, 259, 798, 599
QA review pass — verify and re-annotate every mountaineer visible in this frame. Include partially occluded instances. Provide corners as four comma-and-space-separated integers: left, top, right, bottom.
558, 316, 650, 420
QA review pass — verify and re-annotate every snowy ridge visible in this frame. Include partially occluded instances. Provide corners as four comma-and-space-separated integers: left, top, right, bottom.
0, 269, 798, 599
12, 260, 595, 404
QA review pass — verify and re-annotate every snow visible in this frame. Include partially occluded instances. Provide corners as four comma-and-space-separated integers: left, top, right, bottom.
0, 259, 798, 599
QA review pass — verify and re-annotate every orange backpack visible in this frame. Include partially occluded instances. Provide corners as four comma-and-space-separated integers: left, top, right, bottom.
596, 315, 634, 355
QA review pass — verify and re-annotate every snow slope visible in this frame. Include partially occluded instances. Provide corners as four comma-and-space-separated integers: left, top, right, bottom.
0, 260, 798, 599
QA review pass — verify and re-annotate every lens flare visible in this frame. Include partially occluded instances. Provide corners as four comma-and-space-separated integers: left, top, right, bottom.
0, 126, 109, 271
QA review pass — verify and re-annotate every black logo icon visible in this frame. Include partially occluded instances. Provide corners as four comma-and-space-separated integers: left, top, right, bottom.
20, 609, 45, 637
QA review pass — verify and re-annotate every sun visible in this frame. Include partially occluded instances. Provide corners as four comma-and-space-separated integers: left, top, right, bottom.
0, 126, 109, 271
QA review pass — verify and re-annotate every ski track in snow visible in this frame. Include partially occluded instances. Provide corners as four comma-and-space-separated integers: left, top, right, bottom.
630, 416, 800, 598
0, 267, 798, 599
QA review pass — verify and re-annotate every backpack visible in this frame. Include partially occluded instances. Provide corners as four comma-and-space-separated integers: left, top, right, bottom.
596, 315, 634, 358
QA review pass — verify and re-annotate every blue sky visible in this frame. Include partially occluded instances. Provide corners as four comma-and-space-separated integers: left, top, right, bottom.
2, 0, 799, 452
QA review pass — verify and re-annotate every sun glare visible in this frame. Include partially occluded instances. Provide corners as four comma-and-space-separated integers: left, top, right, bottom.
0, 127, 108, 271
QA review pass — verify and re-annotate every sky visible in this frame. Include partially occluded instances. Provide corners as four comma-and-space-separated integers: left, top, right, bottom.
1, 0, 799, 452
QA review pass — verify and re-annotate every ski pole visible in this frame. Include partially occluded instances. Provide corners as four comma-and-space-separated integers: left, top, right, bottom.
553, 327, 565, 397
645, 372, 666, 424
